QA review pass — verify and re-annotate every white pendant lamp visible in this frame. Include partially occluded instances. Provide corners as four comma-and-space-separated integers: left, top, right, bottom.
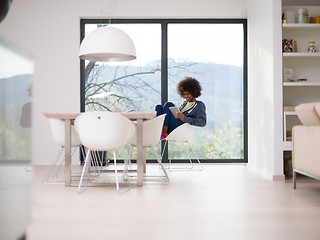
79, 26, 136, 62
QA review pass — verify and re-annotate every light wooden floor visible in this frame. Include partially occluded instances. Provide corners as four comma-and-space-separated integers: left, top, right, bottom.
0, 165, 32, 240
25, 164, 320, 240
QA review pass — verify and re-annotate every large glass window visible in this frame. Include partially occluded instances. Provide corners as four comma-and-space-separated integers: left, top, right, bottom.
80, 19, 247, 163
83, 23, 161, 112
167, 24, 244, 160
0, 40, 33, 163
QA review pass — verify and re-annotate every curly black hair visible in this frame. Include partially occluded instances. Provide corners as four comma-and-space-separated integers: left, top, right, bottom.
177, 77, 202, 98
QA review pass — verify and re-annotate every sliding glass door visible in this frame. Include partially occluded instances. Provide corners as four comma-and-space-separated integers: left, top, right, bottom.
167, 24, 244, 160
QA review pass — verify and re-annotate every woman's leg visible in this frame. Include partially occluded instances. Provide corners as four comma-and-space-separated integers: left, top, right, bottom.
155, 104, 169, 135
155, 104, 164, 116
162, 102, 183, 133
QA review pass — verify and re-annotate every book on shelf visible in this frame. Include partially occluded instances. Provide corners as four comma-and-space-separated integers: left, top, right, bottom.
282, 39, 297, 52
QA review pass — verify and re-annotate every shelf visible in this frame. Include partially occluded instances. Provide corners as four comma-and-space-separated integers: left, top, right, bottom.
283, 52, 320, 57
284, 111, 297, 116
283, 23, 320, 29
282, 141, 292, 151
283, 82, 320, 87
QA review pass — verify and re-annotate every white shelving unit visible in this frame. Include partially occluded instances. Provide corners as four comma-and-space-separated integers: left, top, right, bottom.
282, 6, 320, 152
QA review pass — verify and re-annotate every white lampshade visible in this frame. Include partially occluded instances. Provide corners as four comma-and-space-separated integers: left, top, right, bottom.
79, 26, 136, 62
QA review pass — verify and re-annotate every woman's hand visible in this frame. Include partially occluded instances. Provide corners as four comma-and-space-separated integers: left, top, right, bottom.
176, 112, 185, 121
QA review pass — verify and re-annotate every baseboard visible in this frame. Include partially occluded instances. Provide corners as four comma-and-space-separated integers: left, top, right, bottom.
273, 174, 285, 181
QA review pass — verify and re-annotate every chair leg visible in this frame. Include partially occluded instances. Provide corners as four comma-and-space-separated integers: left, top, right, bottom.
113, 150, 131, 194
78, 149, 92, 193
160, 139, 172, 170
42, 147, 64, 183
160, 139, 168, 163
168, 142, 173, 170
162, 141, 203, 172
43, 146, 86, 184
122, 145, 133, 181
167, 141, 192, 171
293, 169, 297, 189
50, 154, 65, 180
187, 142, 203, 171
91, 151, 101, 177
54, 147, 77, 179
150, 146, 169, 182
113, 150, 120, 192
70, 146, 87, 180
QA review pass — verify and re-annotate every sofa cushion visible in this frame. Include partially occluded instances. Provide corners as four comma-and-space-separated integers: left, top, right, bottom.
295, 102, 320, 126
314, 103, 320, 122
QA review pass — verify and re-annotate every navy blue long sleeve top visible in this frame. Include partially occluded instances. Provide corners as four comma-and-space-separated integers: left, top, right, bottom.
179, 100, 207, 127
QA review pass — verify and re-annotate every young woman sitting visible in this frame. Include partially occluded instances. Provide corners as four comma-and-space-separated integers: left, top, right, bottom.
155, 76, 207, 139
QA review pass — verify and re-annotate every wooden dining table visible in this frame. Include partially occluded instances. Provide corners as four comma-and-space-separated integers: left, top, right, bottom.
43, 111, 156, 187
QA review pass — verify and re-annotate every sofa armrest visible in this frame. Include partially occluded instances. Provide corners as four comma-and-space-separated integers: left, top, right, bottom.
292, 125, 320, 177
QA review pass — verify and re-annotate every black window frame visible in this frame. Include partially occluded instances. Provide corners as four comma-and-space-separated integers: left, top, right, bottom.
80, 18, 248, 163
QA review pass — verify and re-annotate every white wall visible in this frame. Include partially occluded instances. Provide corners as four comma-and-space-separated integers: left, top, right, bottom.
273, 0, 283, 178
247, 0, 283, 178
0, 0, 248, 165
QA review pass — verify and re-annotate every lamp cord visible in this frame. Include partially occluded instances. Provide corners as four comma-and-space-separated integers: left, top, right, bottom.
100, 0, 117, 25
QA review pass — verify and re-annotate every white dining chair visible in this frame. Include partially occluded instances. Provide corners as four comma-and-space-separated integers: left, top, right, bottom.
42, 118, 85, 184
74, 111, 135, 193
161, 123, 203, 171
127, 114, 169, 183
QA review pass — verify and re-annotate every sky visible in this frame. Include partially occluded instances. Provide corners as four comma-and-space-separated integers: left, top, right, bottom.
84, 23, 244, 68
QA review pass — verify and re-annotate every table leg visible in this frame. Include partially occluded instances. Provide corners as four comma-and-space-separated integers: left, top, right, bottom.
136, 119, 143, 187
64, 119, 72, 187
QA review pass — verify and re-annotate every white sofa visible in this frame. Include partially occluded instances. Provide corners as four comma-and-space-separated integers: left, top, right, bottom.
292, 102, 320, 189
